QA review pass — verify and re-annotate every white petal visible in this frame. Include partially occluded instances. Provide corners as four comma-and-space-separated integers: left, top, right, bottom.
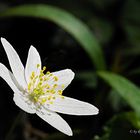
13, 93, 36, 114
9, 70, 23, 91
1, 37, 27, 89
25, 46, 41, 84
51, 69, 75, 90
0, 63, 20, 93
36, 107, 73, 136
45, 96, 99, 115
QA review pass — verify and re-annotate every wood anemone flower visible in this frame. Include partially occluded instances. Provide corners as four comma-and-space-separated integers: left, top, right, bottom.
0, 37, 99, 136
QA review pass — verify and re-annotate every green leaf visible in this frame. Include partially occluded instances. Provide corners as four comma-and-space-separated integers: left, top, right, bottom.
89, 17, 113, 44
0, 4, 106, 70
93, 112, 140, 140
98, 71, 140, 115
125, 25, 140, 47
122, 0, 140, 23
76, 71, 97, 89
108, 89, 127, 112
122, 0, 140, 47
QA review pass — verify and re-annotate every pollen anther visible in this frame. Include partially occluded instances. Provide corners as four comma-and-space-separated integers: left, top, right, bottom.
27, 65, 64, 105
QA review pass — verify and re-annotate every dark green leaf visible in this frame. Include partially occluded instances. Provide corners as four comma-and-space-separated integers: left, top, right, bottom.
122, 0, 140, 47
98, 71, 140, 115
0, 4, 106, 70
93, 112, 140, 140
76, 71, 97, 88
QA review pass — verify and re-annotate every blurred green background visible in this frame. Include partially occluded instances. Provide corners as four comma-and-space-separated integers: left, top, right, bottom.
0, 0, 140, 140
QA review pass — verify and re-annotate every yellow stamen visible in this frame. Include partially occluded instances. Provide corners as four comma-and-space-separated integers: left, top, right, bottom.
37, 64, 40, 68
43, 66, 46, 71
46, 71, 50, 75
58, 90, 63, 95
61, 84, 65, 89
27, 65, 64, 105
53, 76, 58, 81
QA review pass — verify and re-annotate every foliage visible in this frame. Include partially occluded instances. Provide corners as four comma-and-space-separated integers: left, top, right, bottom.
0, 0, 140, 140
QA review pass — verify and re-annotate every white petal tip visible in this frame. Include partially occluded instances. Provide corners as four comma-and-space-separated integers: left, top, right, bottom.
1, 37, 11, 49
94, 108, 99, 115
66, 69, 75, 78
89, 106, 99, 115
65, 129, 73, 136
62, 122, 73, 136
30, 45, 35, 49
82, 103, 99, 116
1, 37, 6, 42
29, 45, 39, 55
67, 132, 73, 136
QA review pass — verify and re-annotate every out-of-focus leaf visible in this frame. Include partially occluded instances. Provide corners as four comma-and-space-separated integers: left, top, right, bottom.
128, 67, 140, 76
89, 17, 113, 44
93, 134, 109, 140
98, 71, 140, 115
89, 0, 117, 11
125, 25, 140, 47
108, 89, 127, 112
107, 112, 140, 129
123, 112, 140, 128
122, 0, 140, 22
124, 47, 140, 56
0, 4, 106, 70
107, 112, 140, 140
93, 112, 140, 140
122, 0, 140, 47
76, 71, 97, 89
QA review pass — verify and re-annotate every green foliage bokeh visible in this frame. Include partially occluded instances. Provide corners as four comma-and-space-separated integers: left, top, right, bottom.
0, 0, 140, 140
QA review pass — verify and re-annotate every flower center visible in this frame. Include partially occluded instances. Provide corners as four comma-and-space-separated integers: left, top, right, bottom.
27, 64, 64, 105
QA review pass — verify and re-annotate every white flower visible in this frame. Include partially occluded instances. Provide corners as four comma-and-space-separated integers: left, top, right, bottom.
0, 37, 99, 136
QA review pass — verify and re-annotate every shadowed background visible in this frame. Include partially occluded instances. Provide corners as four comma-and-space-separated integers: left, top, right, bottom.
0, 0, 140, 140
